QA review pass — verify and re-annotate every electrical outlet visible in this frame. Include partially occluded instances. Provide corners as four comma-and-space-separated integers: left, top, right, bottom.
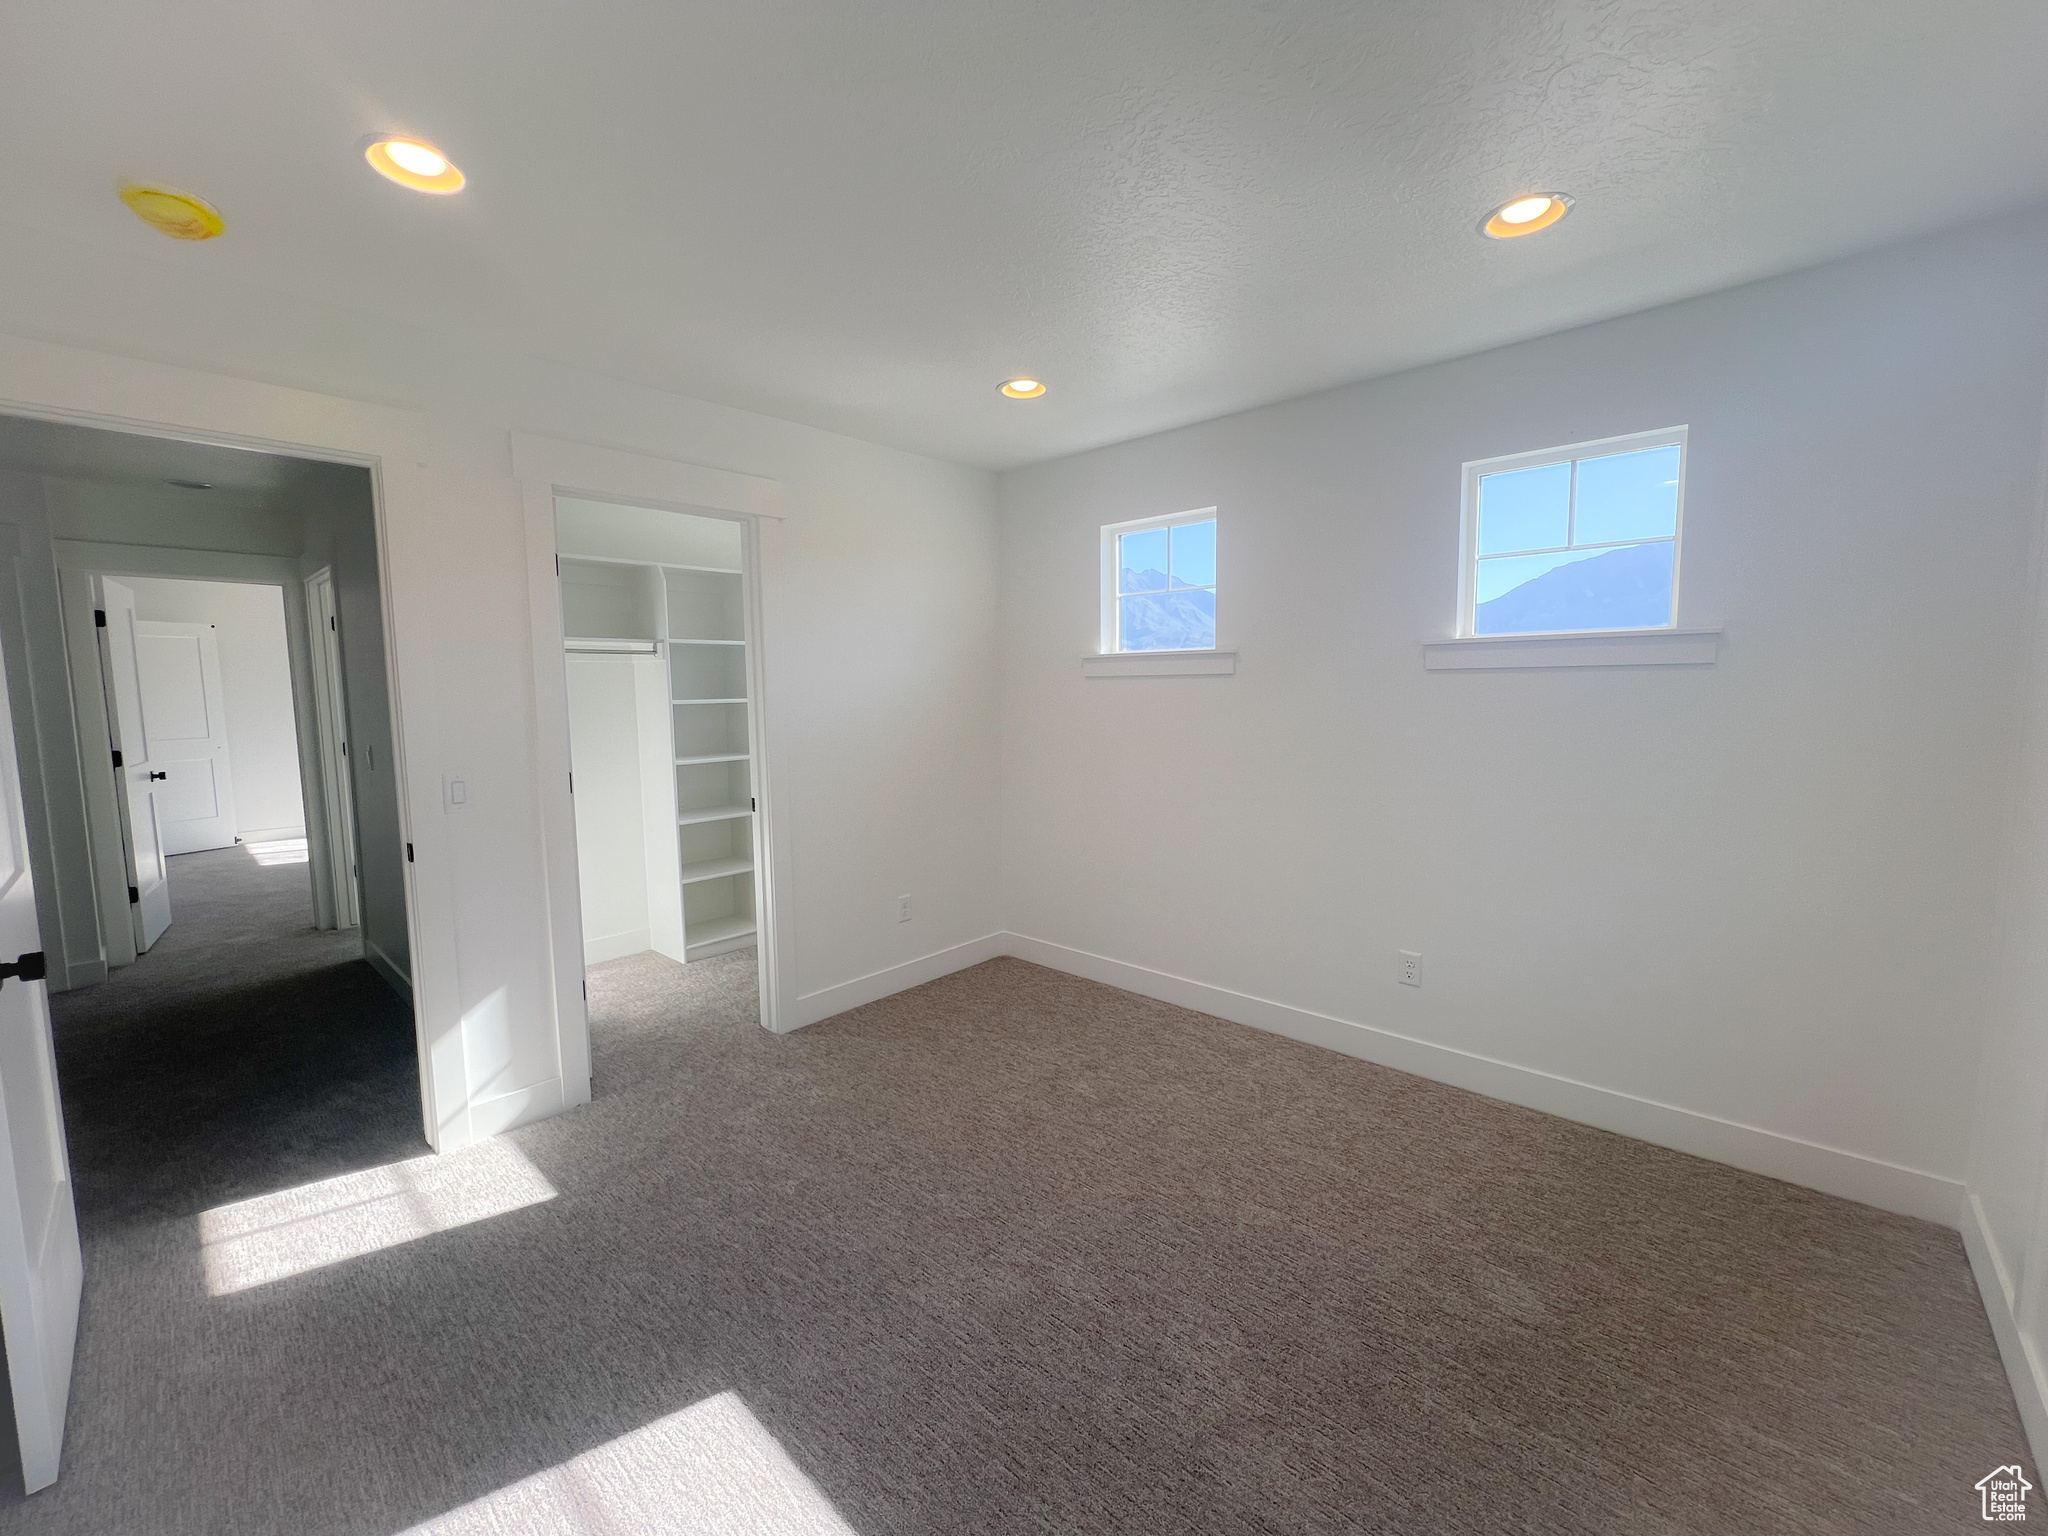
1399, 950, 1422, 988
896, 894, 912, 923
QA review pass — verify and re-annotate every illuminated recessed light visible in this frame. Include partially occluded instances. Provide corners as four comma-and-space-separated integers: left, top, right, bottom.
363, 136, 466, 194
1482, 193, 1572, 239
119, 183, 225, 241
1000, 378, 1047, 399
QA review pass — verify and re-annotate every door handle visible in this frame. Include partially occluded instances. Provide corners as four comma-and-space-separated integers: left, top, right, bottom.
0, 952, 46, 989
147, 771, 167, 781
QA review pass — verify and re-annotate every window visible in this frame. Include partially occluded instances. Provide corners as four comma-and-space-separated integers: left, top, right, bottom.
1459, 427, 1687, 637
1103, 510, 1217, 652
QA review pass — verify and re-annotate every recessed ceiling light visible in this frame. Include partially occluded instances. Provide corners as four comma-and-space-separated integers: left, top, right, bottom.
166, 479, 212, 490
119, 183, 225, 241
363, 136, 466, 194
1482, 193, 1572, 239
1000, 378, 1047, 399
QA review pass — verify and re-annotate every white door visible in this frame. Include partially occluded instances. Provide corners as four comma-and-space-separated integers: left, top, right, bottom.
0, 632, 84, 1494
133, 621, 238, 856
92, 578, 171, 950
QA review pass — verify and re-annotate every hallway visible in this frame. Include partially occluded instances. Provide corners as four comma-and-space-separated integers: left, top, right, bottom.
48, 846, 422, 1228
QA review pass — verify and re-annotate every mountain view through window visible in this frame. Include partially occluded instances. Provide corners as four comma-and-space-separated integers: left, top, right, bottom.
1118, 518, 1216, 650
1474, 443, 1681, 635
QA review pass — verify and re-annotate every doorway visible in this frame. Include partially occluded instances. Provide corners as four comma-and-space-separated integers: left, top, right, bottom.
0, 413, 422, 1189
553, 496, 769, 1047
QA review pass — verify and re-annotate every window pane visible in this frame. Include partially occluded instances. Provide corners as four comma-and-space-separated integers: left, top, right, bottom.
1120, 590, 1215, 651
1118, 527, 1169, 593
1572, 445, 1680, 545
1477, 461, 1569, 555
1474, 539, 1674, 636
1169, 520, 1216, 588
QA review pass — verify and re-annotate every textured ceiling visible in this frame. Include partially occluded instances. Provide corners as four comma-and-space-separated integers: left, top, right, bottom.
1, 1, 2044, 469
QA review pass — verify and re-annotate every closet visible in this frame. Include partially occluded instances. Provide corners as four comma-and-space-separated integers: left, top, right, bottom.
556, 498, 758, 971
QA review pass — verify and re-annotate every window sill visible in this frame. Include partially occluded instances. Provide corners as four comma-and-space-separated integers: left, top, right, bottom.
1423, 628, 1720, 671
1083, 649, 1237, 678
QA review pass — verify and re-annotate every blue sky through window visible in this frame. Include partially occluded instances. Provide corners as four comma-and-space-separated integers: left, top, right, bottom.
1117, 517, 1216, 650
1472, 438, 1681, 635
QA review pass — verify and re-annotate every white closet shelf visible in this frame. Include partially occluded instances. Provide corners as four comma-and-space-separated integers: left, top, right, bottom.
686, 916, 757, 952
673, 697, 749, 705
679, 855, 754, 885
565, 636, 660, 653
667, 637, 746, 647
677, 804, 753, 825
674, 752, 749, 765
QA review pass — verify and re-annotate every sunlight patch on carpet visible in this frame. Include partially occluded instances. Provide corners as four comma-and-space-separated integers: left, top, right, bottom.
398, 1391, 860, 1535
244, 836, 310, 866
198, 1138, 556, 1295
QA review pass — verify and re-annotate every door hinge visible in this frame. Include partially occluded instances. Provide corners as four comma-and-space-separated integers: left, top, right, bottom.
0, 951, 47, 989
406, 842, 414, 863
341, 740, 347, 756
127, 885, 139, 904
751, 797, 757, 811
582, 980, 588, 999
94, 609, 106, 628
329, 614, 337, 630
568, 771, 574, 794
111, 750, 123, 768
555, 554, 561, 575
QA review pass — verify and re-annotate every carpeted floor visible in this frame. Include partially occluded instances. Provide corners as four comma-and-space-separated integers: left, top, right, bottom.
0, 855, 2026, 1533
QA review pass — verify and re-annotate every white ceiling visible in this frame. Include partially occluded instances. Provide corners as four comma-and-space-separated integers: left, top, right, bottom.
2, 1, 2044, 470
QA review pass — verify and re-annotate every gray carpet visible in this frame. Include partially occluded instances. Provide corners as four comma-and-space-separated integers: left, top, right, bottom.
0, 886, 2026, 1532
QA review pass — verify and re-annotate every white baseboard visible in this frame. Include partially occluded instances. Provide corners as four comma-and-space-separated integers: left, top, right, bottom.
364, 937, 413, 1005
787, 932, 1007, 1031
55, 957, 107, 993
1963, 1191, 2048, 1469
462, 1077, 565, 1143
237, 825, 306, 844
584, 927, 650, 966
1003, 932, 1963, 1226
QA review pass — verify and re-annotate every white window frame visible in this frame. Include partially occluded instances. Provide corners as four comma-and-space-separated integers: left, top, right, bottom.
1100, 507, 1219, 654
1456, 426, 1688, 639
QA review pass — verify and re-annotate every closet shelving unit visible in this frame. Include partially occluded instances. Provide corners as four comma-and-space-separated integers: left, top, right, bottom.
561, 555, 758, 963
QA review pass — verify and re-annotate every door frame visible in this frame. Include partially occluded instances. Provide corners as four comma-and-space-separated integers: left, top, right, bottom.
56, 553, 340, 938
304, 568, 360, 929
0, 369, 457, 1144
512, 432, 787, 1099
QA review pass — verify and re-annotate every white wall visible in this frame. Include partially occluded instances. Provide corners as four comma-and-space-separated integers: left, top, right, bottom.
565, 655, 654, 964
0, 219, 1002, 1143
999, 211, 2048, 1222
1964, 255, 2048, 1464
125, 578, 304, 841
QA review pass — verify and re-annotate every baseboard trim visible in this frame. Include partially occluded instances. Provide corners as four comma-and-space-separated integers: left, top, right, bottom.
364, 938, 413, 1006
584, 927, 649, 966
464, 1078, 566, 1142
1963, 1191, 2048, 1468
1003, 933, 1963, 1226
56, 958, 107, 993
237, 825, 307, 844
788, 932, 1008, 1031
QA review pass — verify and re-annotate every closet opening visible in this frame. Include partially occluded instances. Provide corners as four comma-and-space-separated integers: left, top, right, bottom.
553, 497, 766, 1043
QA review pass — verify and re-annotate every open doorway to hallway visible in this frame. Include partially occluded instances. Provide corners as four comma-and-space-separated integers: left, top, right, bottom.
0, 412, 427, 1490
